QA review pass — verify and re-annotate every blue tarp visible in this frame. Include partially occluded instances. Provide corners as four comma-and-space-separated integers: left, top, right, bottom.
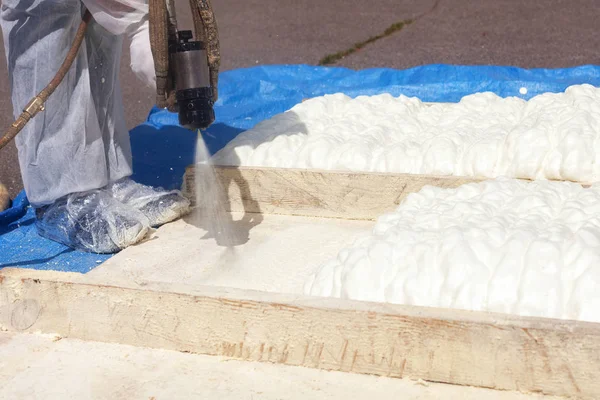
2, 63, 600, 272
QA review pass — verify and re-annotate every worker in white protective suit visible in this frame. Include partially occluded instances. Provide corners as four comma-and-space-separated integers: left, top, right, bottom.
0, 0, 190, 253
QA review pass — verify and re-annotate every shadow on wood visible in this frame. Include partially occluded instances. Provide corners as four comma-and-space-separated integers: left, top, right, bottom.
182, 115, 311, 246
183, 163, 264, 247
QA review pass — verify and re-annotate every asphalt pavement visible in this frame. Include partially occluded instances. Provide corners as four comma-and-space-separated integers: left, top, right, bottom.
0, 0, 598, 198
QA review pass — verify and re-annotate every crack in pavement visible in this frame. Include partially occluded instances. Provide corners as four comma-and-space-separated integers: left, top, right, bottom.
318, 0, 442, 66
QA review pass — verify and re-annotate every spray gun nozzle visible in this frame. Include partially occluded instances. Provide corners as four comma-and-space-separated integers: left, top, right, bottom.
170, 30, 215, 130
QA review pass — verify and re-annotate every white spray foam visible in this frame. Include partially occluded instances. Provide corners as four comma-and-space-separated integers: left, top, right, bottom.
214, 84, 600, 183
305, 178, 600, 323
211, 85, 600, 321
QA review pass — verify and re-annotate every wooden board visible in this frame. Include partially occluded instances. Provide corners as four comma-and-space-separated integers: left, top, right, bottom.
1, 331, 561, 400
1, 267, 598, 399
182, 166, 484, 220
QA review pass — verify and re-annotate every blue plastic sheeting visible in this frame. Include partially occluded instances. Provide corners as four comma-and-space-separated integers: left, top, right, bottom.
2, 63, 600, 272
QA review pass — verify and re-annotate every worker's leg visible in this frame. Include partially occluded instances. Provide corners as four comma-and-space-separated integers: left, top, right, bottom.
0, 0, 117, 205
0, 0, 149, 252
86, 16, 191, 227
84, 16, 133, 185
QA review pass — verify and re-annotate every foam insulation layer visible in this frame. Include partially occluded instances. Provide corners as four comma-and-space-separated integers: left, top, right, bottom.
306, 178, 600, 323
215, 84, 600, 182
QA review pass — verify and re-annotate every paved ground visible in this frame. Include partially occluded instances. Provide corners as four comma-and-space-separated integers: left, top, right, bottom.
337, 0, 600, 70
0, 0, 599, 198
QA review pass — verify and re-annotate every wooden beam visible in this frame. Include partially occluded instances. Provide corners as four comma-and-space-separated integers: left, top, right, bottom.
1, 267, 598, 398
183, 166, 484, 220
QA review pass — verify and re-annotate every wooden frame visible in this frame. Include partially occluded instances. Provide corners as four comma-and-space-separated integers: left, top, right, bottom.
1, 267, 598, 398
182, 165, 485, 219
182, 165, 590, 219
2, 167, 599, 398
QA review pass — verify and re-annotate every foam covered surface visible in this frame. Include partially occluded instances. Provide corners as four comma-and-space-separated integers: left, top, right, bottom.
306, 179, 600, 322
215, 85, 600, 182
2, 64, 600, 272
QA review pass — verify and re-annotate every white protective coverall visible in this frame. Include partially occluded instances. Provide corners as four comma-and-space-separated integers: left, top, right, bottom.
0, 0, 190, 253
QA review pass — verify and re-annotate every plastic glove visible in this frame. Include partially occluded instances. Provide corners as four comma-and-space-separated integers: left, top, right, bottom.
128, 17, 156, 91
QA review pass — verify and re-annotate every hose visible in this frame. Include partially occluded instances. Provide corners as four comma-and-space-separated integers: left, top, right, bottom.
149, 0, 170, 109
0, 10, 93, 151
193, 0, 220, 101
149, 0, 220, 108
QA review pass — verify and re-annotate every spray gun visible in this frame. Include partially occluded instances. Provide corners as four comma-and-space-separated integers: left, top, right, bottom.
150, 0, 220, 131
169, 30, 215, 130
